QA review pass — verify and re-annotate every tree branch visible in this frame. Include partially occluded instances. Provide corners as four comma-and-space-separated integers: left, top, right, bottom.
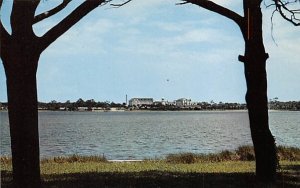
0, 0, 9, 38
0, 21, 9, 39
0, 21, 11, 60
1, 0, 12, 61
269, 0, 300, 26
0, 7, 10, 61
40, 0, 105, 50
110, 0, 132, 7
11, 0, 40, 35
275, 0, 300, 26
33, 0, 72, 24
180, 0, 244, 28
0, 0, 10, 49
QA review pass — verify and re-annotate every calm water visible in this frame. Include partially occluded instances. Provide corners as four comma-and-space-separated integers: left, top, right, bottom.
0, 111, 299, 160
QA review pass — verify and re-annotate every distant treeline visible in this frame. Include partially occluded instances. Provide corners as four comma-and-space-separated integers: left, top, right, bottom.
268, 100, 300, 111
38, 98, 123, 111
1, 98, 299, 111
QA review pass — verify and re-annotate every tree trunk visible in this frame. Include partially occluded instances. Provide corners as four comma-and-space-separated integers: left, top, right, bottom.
3, 54, 41, 188
244, 45, 277, 183
241, 0, 278, 182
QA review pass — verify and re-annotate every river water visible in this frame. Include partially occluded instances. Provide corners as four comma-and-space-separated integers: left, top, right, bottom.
0, 111, 299, 160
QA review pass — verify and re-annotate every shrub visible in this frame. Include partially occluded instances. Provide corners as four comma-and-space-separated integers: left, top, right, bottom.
277, 146, 300, 161
166, 153, 197, 164
41, 155, 108, 164
165, 146, 257, 164
236, 146, 255, 161
0, 156, 11, 165
217, 150, 236, 161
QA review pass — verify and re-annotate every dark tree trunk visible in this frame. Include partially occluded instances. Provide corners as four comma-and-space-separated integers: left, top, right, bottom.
3, 52, 41, 188
241, 0, 278, 182
0, 1, 105, 187
181, 0, 279, 183
244, 44, 277, 183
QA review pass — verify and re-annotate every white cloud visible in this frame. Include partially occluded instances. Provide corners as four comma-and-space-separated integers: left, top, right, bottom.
40, 18, 123, 57
2, 0, 295, 102
213, 0, 242, 7
170, 28, 233, 44
263, 9, 300, 63
116, 24, 242, 62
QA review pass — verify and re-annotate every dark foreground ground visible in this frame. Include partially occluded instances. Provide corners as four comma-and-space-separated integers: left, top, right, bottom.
2, 146, 300, 187
1, 165, 299, 188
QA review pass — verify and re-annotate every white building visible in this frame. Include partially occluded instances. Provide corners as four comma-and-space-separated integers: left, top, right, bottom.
78, 107, 88, 111
129, 98, 153, 106
175, 98, 192, 107
153, 98, 176, 106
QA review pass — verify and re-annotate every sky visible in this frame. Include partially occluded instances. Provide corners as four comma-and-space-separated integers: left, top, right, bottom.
0, 0, 299, 103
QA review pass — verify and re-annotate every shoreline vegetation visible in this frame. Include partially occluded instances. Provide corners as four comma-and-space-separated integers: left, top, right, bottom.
1, 99, 299, 111
1, 146, 300, 187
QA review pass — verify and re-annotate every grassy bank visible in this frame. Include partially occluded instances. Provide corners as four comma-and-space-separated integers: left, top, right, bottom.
1, 146, 300, 187
165, 145, 300, 163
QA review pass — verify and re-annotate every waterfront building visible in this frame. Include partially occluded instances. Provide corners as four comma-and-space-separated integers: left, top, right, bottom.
78, 107, 88, 111
175, 98, 192, 107
129, 98, 154, 106
153, 98, 176, 106
91, 107, 104, 111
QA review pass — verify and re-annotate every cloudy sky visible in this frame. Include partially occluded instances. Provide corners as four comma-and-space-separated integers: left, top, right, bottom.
0, 0, 299, 103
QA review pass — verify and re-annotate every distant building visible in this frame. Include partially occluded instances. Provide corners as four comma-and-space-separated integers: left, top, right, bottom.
78, 107, 88, 111
91, 107, 104, 111
129, 98, 153, 106
175, 98, 192, 107
153, 98, 175, 106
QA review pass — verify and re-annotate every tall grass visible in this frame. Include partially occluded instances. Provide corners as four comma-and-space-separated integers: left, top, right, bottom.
165, 146, 299, 164
1, 147, 299, 188
277, 146, 300, 161
1, 146, 299, 166
41, 155, 107, 164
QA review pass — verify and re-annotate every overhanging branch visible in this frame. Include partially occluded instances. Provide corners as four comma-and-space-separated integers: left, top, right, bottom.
180, 0, 244, 28
33, 0, 72, 24
269, 0, 300, 26
110, 0, 132, 7
0, 0, 9, 38
40, 0, 105, 50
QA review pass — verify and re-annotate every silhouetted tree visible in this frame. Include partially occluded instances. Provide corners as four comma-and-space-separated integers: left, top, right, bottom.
76, 98, 86, 107
0, 0, 130, 187
179, 0, 299, 183
86, 99, 97, 110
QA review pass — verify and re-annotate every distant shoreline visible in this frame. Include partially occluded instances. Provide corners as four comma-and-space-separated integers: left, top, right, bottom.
1, 100, 299, 111
1, 109, 300, 112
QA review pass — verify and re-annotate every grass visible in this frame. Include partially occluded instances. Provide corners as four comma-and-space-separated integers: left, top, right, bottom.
165, 145, 300, 163
277, 146, 300, 161
41, 161, 257, 174
1, 146, 300, 187
41, 155, 108, 164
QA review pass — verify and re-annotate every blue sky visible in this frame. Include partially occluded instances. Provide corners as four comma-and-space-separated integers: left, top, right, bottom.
1, 0, 299, 103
